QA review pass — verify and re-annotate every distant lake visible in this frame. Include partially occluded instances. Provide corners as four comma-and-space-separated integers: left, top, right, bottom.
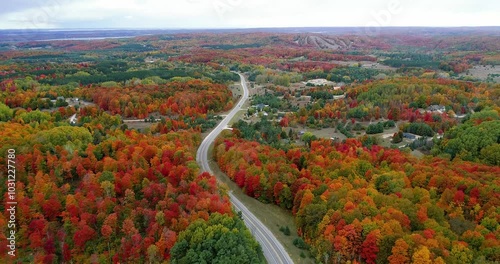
0, 29, 168, 42
38, 35, 140, 41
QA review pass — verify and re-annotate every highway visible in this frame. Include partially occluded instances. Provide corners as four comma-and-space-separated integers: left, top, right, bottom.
196, 72, 294, 264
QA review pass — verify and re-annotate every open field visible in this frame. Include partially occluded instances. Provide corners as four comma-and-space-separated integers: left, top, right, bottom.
460, 65, 500, 82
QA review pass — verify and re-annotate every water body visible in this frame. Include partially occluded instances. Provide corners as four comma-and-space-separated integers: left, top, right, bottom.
0, 29, 165, 42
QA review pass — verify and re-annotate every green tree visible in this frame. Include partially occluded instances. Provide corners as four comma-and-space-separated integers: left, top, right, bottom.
447, 243, 473, 264
404, 123, 434, 137
171, 213, 264, 264
347, 107, 369, 119
301, 132, 317, 147
480, 144, 500, 165
34, 126, 92, 152
392, 131, 403, 144
0, 103, 13, 122
17, 110, 52, 123
437, 120, 500, 161
366, 122, 384, 134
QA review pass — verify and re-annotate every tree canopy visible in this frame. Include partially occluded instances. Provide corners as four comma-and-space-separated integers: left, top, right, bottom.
171, 213, 264, 264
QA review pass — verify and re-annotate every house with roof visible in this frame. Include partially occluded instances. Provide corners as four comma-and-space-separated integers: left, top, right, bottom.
403, 133, 417, 140
254, 103, 268, 112
427, 105, 446, 113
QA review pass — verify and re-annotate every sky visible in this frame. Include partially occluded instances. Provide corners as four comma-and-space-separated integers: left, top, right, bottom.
0, 0, 499, 29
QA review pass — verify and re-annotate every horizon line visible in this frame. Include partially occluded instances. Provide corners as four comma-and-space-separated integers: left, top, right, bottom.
1, 25, 500, 31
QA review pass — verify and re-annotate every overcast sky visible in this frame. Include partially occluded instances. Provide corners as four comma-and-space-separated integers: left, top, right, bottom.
0, 0, 498, 29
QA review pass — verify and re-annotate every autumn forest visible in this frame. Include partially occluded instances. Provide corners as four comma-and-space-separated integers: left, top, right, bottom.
0, 28, 499, 264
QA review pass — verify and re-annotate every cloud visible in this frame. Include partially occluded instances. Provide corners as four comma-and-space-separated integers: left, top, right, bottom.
0, 0, 498, 29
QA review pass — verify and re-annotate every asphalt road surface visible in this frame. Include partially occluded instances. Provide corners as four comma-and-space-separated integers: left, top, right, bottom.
196, 72, 294, 264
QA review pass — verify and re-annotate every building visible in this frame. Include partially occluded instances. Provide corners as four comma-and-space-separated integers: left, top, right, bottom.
254, 103, 268, 111
302, 79, 335, 86
428, 105, 446, 113
403, 133, 417, 140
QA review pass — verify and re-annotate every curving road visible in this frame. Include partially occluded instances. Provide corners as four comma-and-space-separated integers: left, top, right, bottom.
196, 72, 294, 264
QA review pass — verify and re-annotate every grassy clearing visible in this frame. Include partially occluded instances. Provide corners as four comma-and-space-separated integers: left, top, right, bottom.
125, 121, 154, 131
308, 127, 347, 141
228, 110, 247, 126
207, 143, 315, 264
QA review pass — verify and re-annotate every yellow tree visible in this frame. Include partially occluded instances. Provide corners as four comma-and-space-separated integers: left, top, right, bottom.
411, 246, 432, 264
388, 239, 410, 264
449, 243, 473, 264
434, 257, 446, 264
